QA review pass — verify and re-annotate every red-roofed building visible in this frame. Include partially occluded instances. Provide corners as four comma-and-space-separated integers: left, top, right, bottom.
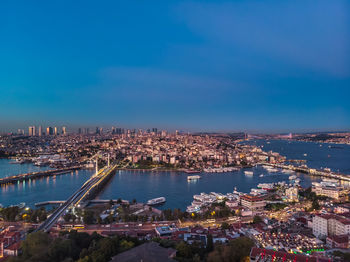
240, 194, 266, 211
326, 235, 349, 249
250, 248, 331, 262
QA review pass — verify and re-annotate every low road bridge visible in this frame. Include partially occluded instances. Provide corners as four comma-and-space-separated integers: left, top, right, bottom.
34, 163, 117, 232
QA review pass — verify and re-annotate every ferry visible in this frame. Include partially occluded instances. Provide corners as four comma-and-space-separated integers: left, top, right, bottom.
147, 197, 166, 206
185, 170, 201, 174
289, 175, 297, 180
282, 169, 294, 174
244, 171, 254, 176
257, 183, 274, 190
187, 175, 201, 181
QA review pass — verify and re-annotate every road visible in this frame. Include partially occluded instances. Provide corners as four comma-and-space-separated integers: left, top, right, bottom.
35, 164, 116, 232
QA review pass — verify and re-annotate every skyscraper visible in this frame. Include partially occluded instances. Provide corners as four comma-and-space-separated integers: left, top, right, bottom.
38, 126, 42, 137
46, 127, 53, 135
62, 126, 67, 135
28, 126, 35, 136
54, 127, 58, 135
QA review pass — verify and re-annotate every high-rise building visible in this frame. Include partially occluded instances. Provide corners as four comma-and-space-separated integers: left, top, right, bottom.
46, 127, 53, 135
54, 127, 58, 135
28, 126, 36, 136
78, 128, 82, 134
62, 126, 67, 135
152, 128, 158, 134
38, 126, 42, 137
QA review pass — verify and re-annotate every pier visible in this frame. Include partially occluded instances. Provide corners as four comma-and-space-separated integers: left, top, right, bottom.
262, 163, 350, 182
0, 166, 82, 185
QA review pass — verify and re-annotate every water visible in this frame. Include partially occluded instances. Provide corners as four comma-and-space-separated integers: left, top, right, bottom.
0, 169, 93, 208
0, 159, 52, 178
242, 139, 350, 174
96, 168, 318, 210
1, 140, 349, 210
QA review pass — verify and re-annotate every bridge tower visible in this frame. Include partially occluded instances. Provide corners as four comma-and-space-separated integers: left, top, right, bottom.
95, 158, 98, 174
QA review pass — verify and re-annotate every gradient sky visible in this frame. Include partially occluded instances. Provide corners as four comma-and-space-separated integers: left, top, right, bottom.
1, 0, 349, 133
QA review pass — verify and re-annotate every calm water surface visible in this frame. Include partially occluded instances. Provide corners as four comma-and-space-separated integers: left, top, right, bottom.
1, 140, 349, 210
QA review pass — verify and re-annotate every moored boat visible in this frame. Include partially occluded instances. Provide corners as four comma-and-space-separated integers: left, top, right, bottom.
147, 197, 166, 206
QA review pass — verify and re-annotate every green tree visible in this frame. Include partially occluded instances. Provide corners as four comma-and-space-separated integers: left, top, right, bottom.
207, 237, 254, 262
21, 231, 51, 260
221, 222, 230, 230
253, 215, 263, 224
207, 234, 214, 252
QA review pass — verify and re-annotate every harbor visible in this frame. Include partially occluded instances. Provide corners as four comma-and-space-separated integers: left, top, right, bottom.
1, 140, 350, 210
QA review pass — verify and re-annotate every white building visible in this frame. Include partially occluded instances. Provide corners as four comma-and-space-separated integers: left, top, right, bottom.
285, 186, 299, 202
313, 214, 350, 239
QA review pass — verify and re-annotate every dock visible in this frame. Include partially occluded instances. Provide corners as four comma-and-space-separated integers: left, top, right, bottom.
0, 166, 82, 185
262, 163, 350, 182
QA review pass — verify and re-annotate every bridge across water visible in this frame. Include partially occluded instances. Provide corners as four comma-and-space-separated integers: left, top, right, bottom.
35, 163, 117, 232
0, 166, 81, 185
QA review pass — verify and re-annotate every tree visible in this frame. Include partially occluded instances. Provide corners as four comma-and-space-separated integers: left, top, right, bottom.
21, 231, 51, 260
176, 241, 192, 259
207, 234, 214, 252
207, 237, 254, 262
63, 213, 72, 222
221, 222, 230, 230
83, 210, 95, 224
253, 215, 263, 224
312, 200, 320, 210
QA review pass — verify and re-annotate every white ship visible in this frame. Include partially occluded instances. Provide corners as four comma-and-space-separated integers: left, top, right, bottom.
146, 197, 166, 206
289, 175, 297, 180
244, 171, 254, 176
187, 175, 201, 181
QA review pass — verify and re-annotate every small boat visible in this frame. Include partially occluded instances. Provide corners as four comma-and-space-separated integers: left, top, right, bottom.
259, 174, 264, 177
147, 197, 166, 206
289, 175, 297, 180
244, 171, 254, 176
303, 153, 307, 157
187, 175, 201, 181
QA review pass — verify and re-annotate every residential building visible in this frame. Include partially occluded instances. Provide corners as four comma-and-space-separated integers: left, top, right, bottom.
240, 194, 266, 211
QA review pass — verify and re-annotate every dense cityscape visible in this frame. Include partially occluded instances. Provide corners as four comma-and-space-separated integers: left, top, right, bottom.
1, 127, 350, 261
2, 0, 349, 261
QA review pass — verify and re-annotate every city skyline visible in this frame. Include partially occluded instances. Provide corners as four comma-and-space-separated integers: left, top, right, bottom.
1, 0, 349, 132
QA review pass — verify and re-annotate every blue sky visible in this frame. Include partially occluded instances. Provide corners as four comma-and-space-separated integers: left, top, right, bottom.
1, 0, 349, 132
